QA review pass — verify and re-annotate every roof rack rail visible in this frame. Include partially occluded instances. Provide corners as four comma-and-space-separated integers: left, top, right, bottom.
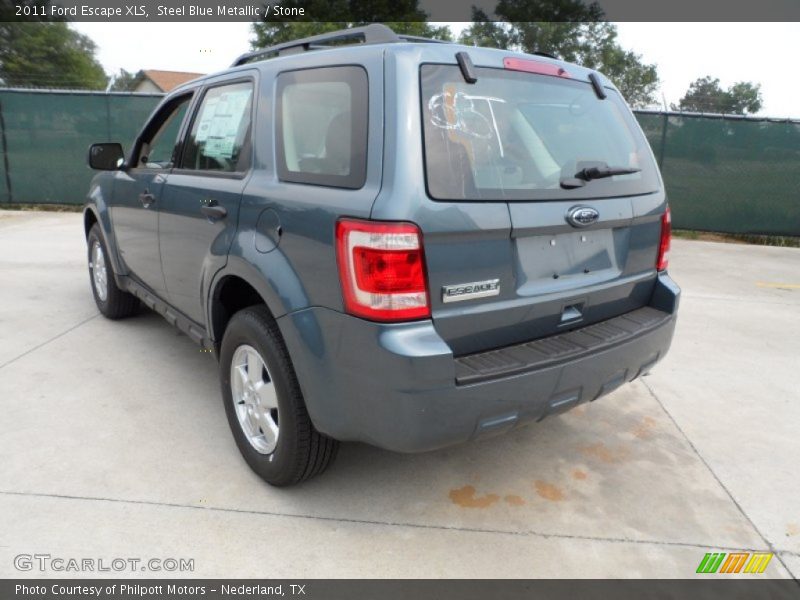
231, 23, 448, 67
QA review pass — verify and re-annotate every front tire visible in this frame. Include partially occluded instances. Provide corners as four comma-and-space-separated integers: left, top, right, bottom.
219, 305, 339, 486
87, 224, 138, 319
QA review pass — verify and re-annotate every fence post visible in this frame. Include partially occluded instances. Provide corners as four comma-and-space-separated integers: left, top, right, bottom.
0, 97, 12, 203
657, 113, 668, 169
105, 94, 112, 141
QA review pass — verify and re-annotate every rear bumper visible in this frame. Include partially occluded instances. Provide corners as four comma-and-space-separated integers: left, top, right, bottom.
277, 273, 680, 453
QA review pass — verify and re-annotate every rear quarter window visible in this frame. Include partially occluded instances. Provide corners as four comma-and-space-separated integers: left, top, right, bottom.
276, 66, 368, 189
420, 64, 660, 201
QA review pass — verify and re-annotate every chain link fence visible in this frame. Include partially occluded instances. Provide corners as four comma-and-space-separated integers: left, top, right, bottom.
0, 89, 798, 235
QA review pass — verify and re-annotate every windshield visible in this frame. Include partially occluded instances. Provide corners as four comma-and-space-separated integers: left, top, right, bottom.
420, 64, 660, 201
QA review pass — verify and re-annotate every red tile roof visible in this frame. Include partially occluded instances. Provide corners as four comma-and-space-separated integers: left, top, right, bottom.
139, 70, 205, 92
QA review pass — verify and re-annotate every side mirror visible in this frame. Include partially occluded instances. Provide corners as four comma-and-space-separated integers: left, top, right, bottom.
88, 143, 125, 170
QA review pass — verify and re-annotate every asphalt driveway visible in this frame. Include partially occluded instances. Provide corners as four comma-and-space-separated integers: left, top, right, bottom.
1, 210, 798, 578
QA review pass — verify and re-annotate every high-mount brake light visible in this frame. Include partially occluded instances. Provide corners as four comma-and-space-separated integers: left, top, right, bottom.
336, 219, 430, 321
503, 57, 571, 78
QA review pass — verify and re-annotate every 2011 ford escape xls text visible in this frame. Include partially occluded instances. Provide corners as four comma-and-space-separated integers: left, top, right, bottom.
83, 25, 679, 486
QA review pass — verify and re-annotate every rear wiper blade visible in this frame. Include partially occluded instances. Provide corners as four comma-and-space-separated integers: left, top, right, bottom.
576, 166, 641, 181
560, 165, 640, 189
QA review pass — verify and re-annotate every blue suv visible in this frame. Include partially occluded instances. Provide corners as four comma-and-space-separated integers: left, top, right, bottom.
84, 25, 679, 486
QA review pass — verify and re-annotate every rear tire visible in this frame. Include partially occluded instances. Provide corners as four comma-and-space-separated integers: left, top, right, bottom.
219, 305, 339, 486
87, 224, 138, 319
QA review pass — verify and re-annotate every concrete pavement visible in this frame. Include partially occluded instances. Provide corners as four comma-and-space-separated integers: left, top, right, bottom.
0, 210, 798, 578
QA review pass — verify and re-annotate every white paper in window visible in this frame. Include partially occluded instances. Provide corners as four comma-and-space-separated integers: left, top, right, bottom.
198, 89, 251, 160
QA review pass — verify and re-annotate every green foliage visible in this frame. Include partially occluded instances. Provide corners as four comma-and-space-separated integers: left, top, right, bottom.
725, 82, 763, 114
0, 22, 108, 90
674, 76, 763, 115
459, 1, 659, 108
108, 69, 140, 92
251, 0, 451, 48
457, 11, 512, 49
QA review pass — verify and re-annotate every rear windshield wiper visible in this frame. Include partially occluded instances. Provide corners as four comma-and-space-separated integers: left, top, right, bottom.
561, 166, 641, 189
577, 166, 641, 180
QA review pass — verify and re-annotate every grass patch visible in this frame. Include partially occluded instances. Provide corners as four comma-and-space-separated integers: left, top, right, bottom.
673, 229, 800, 248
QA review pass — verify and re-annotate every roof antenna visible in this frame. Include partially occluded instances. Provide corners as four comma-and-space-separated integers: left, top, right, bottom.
456, 51, 477, 84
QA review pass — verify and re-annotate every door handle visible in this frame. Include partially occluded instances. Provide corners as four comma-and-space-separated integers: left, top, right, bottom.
139, 191, 155, 207
201, 204, 227, 220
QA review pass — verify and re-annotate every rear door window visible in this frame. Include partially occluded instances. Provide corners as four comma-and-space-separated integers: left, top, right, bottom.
180, 81, 254, 173
420, 64, 660, 201
276, 66, 368, 189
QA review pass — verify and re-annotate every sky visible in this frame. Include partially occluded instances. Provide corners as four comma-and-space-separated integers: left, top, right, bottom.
72, 22, 800, 118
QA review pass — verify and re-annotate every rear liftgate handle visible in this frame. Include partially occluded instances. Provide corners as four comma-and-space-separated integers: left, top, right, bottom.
560, 303, 584, 324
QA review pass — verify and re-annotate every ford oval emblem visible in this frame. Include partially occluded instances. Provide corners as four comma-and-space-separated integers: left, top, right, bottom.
566, 206, 599, 228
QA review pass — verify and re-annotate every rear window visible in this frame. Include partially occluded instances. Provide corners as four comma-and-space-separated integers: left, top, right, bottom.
420, 64, 660, 201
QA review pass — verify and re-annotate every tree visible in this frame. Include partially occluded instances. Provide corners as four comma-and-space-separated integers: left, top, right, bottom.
108, 68, 140, 92
725, 82, 762, 114
458, 11, 512, 49
459, 1, 659, 107
0, 22, 107, 89
674, 76, 762, 115
251, 1, 451, 48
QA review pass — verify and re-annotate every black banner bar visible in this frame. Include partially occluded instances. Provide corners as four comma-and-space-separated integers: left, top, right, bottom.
4, 0, 800, 22
3, 579, 800, 600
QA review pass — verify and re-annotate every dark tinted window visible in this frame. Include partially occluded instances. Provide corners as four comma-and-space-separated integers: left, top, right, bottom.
181, 81, 253, 172
420, 65, 660, 201
276, 66, 367, 189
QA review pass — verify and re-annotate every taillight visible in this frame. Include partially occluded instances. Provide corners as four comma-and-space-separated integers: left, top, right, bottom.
335, 219, 430, 321
657, 206, 671, 271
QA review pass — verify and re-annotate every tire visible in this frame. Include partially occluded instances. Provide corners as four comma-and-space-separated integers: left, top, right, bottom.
87, 224, 139, 319
219, 305, 339, 486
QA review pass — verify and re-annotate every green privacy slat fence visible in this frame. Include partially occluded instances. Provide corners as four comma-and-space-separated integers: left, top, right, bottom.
0, 89, 161, 206
0, 89, 798, 235
636, 111, 800, 236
